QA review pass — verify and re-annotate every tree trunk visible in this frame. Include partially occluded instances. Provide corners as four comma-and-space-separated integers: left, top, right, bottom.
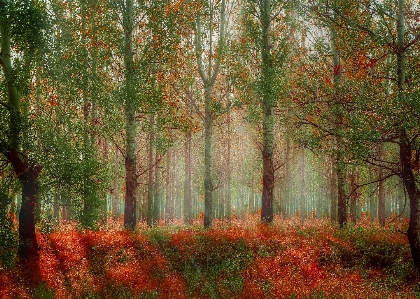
331, 14, 346, 228
147, 114, 155, 227
226, 108, 232, 220
1, 19, 42, 279
249, 186, 255, 215
194, 0, 226, 228
184, 129, 193, 224
283, 132, 291, 218
154, 149, 161, 225
165, 149, 174, 224
260, 0, 275, 223
394, 0, 420, 269
400, 130, 420, 269
336, 150, 347, 227
330, 155, 337, 222
122, 0, 137, 230
300, 147, 306, 221
111, 174, 120, 219
350, 166, 358, 224
203, 84, 214, 228
18, 168, 41, 258
6, 151, 42, 285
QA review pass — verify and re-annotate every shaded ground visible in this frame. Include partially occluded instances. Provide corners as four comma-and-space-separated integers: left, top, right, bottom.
1, 216, 419, 298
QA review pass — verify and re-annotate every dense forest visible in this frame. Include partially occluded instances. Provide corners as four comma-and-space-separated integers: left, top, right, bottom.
1, 0, 420, 297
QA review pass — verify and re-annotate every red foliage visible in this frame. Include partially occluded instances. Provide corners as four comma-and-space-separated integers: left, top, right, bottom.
1, 218, 418, 298
160, 273, 188, 299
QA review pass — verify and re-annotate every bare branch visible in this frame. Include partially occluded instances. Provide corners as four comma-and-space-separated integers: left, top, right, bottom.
346, 172, 396, 204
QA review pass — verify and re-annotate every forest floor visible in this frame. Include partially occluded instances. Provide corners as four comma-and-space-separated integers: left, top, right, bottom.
1, 215, 419, 299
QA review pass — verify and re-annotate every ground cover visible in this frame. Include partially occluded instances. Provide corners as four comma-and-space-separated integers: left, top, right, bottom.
0, 216, 418, 298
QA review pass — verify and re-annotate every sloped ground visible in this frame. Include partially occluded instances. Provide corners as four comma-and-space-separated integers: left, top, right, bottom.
1, 217, 419, 298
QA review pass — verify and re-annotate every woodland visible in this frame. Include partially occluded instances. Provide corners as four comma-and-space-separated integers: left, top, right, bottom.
1, 0, 420, 298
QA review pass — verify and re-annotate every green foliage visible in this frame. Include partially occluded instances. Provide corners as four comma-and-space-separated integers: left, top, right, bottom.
9, 0, 47, 51
145, 227, 254, 298
138, 290, 159, 299
0, 190, 17, 269
32, 282, 55, 299
98, 284, 134, 299
318, 224, 416, 291
332, 226, 403, 265
288, 290, 344, 299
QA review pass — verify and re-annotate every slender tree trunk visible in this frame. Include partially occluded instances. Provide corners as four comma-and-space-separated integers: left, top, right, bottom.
350, 165, 358, 224
249, 186, 255, 215
331, 15, 346, 228
111, 174, 120, 219
226, 109, 232, 220
330, 155, 337, 222
260, 0, 275, 223
300, 147, 306, 221
284, 133, 291, 218
165, 149, 174, 224
336, 150, 347, 227
154, 149, 161, 225
147, 114, 155, 227
195, 0, 226, 228
80, 0, 100, 228
184, 130, 193, 224
203, 85, 213, 227
122, 0, 137, 230
378, 144, 386, 226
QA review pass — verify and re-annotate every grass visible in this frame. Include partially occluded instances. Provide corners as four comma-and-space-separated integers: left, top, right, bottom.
0, 216, 419, 299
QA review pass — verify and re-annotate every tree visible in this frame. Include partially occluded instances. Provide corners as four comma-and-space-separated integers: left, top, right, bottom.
238, 0, 288, 223
0, 0, 46, 261
306, 0, 420, 267
330, 8, 347, 228
194, 0, 227, 228
117, 0, 137, 230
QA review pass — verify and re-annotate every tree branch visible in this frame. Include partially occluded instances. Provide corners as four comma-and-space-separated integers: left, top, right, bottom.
346, 172, 396, 204
210, 0, 227, 86
194, 17, 208, 84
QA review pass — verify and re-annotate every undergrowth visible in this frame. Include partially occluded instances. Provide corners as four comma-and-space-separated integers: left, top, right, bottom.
0, 218, 418, 299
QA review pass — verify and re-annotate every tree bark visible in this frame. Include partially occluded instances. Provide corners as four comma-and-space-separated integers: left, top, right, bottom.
283, 132, 291, 218
154, 149, 162, 225
260, 0, 275, 223
184, 129, 193, 224
300, 147, 306, 221
350, 165, 358, 224
122, 0, 137, 230
330, 155, 337, 222
1, 16, 41, 269
147, 113, 155, 227
165, 148, 174, 224
203, 85, 213, 227
331, 14, 346, 228
336, 147, 347, 227
195, 0, 226, 228
400, 129, 420, 268
378, 153, 386, 225
226, 108, 232, 220
18, 167, 41, 258
395, 0, 420, 269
